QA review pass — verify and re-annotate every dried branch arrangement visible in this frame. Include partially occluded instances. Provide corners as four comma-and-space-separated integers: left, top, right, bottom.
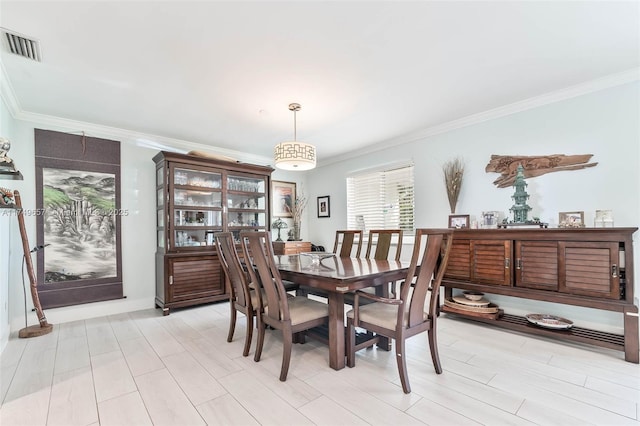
286, 189, 308, 239
443, 157, 464, 214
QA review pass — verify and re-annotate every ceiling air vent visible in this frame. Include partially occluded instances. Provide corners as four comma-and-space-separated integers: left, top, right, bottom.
1, 28, 41, 62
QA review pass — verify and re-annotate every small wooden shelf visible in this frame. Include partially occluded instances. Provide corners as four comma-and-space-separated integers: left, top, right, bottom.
0, 170, 23, 180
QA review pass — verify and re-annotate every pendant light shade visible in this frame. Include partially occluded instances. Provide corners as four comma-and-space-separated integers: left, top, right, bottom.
274, 103, 316, 170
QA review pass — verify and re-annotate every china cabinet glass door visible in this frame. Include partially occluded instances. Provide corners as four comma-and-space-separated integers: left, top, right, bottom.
170, 166, 223, 249
227, 174, 268, 242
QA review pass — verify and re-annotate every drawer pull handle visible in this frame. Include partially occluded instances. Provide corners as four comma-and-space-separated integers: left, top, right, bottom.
516, 259, 522, 270
611, 264, 618, 278
505, 258, 510, 269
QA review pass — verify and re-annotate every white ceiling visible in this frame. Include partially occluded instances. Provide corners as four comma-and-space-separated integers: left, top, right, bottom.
1, 1, 638, 165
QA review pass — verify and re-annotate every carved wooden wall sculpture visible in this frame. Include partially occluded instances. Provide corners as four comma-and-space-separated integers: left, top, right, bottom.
486, 154, 597, 188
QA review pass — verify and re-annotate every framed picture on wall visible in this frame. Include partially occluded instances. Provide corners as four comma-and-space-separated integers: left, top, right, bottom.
448, 214, 469, 228
272, 180, 296, 218
317, 196, 330, 218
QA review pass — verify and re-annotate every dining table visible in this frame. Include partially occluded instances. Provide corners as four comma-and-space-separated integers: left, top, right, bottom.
275, 253, 412, 370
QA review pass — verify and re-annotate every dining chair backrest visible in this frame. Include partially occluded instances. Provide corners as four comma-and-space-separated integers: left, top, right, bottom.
216, 232, 251, 309
400, 228, 453, 326
365, 229, 403, 261
215, 231, 260, 357
240, 231, 290, 323
333, 230, 363, 257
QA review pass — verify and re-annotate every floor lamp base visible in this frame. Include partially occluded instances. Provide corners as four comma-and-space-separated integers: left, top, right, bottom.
18, 324, 54, 338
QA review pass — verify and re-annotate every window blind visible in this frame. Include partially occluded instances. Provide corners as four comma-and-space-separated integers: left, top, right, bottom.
347, 164, 414, 235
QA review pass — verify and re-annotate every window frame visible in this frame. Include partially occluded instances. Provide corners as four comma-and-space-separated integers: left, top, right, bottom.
346, 162, 415, 237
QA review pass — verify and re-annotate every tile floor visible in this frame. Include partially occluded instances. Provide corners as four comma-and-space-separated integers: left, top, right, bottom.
1, 302, 638, 425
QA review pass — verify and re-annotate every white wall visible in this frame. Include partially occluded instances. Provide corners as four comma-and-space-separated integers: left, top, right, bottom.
0, 94, 16, 351
305, 82, 640, 334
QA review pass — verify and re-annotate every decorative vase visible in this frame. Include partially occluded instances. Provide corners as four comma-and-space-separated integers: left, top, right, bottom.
293, 221, 301, 241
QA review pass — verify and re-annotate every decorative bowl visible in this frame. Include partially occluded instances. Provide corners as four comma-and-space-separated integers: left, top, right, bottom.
463, 291, 485, 301
300, 251, 334, 264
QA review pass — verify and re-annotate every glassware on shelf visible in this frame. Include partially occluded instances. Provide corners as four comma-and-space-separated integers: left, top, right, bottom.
228, 177, 263, 193
174, 171, 188, 185
174, 189, 221, 207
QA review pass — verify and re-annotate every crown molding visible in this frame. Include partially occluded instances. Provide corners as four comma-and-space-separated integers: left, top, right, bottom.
320, 67, 640, 167
12, 109, 274, 165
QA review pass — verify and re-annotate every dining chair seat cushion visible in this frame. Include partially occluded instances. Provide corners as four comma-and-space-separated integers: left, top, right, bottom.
266, 296, 328, 326
346, 302, 426, 330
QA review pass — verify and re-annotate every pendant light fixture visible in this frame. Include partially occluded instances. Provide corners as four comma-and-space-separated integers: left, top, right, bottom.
274, 103, 316, 170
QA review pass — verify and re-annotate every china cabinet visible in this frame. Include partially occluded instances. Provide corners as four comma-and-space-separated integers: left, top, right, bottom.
441, 228, 638, 363
154, 151, 273, 314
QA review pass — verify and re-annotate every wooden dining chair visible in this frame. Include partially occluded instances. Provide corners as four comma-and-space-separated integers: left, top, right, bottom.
333, 230, 363, 257
240, 230, 329, 382
346, 228, 454, 394
357, 229, 405, 340
215, 232, 261, 357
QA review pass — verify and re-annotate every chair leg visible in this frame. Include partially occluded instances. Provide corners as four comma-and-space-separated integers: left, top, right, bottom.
293, 331, 306, 344
242, 312, 253, 357
254, 315, 265, 362
395, 338, 411, 394
227, 303, 237, 343
428, 327, 443, 374
346, 318, 356, 368
280, 327, 293, 381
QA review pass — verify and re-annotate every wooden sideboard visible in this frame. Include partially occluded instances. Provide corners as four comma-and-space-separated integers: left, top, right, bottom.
273, 241, 311, 255
441, 227, 638, 363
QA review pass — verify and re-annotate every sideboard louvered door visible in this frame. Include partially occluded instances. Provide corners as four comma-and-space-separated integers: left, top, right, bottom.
515, 241, 559, 291
470, 240, 511, 286
558, 241, 619, 299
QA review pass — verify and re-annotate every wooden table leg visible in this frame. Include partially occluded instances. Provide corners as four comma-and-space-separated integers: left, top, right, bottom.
624, 304, 639, 364
327, 292, 346, 370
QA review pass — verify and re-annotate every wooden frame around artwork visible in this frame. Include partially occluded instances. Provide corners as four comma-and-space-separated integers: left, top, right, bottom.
449, 214, 470, 229
272, 180, 296, 218
558, 211, 585, 228
34, 129, 123, 309
317, 195, 330, 218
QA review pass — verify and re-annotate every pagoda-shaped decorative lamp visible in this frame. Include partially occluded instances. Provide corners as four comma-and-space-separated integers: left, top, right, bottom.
509, 164, 532, 223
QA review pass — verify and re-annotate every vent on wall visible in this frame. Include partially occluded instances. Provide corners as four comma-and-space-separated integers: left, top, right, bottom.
1, 28, 41, 62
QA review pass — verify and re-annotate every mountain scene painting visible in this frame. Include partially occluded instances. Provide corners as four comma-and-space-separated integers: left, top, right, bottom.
43, 168, 118, 283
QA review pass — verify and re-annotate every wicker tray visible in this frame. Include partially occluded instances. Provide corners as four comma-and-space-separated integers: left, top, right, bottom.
441, 301, 503, 320
444, 298, 500, 313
